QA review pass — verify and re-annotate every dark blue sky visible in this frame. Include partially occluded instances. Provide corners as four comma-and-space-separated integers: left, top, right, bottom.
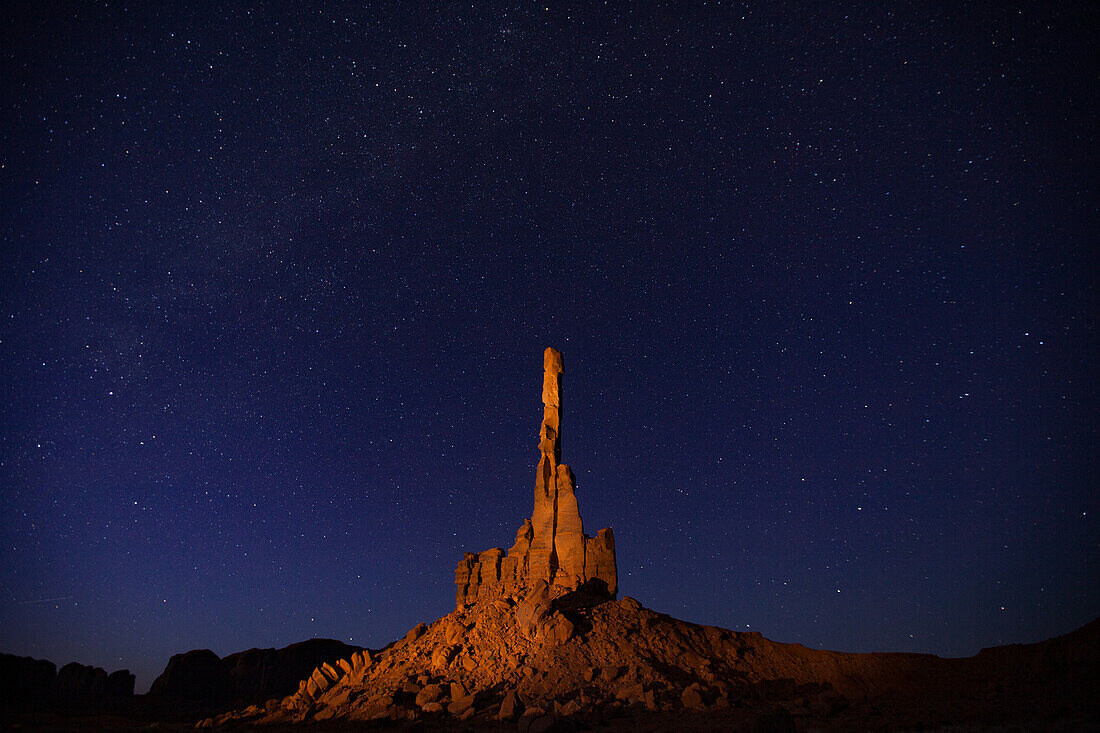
2, 2, 1096, 692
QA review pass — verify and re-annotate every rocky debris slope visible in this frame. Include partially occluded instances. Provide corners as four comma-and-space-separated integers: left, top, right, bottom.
456, 348, 617, 609
196, 588, 1100, 730
148, 638, 360, 709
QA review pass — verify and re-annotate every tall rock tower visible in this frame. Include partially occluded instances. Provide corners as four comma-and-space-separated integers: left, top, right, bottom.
455, 348, 618, 608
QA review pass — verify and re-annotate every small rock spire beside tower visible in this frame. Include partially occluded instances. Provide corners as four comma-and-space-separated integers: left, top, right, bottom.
455, 348, 617, 608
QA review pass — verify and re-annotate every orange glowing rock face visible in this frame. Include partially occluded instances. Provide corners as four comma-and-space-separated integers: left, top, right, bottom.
455, 348, 617, 608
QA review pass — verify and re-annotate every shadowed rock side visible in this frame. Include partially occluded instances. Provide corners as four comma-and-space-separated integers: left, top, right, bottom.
148, 638, 360, 708
456, 348, 617, 608
202, 591, 1100, 730
0, 653, 134, 712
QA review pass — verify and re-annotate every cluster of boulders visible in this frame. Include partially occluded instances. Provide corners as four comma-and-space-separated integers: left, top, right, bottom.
0, 653, 134, 710
296, 648, 373, 702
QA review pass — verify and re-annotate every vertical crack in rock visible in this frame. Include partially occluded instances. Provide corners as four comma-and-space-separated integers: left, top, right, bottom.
455, 347, 618, 607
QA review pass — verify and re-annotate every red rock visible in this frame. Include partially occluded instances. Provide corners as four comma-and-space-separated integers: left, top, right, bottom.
454, 348, 618, 607
515, 581, 551, 638
415, 683, 443, 708
614, 682, 645, 702
447, 693, 475, 715
430, 645, 456, 669
681, 682, 706, 710
443, 620, 465, 645
498, 690, 523, 720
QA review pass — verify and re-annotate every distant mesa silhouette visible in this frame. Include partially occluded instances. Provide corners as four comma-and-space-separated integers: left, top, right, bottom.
0, 652, 134, 711
147, 638, 361, 708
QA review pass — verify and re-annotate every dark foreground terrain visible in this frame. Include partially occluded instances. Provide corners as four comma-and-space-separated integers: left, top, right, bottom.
4, 595, 1097, 731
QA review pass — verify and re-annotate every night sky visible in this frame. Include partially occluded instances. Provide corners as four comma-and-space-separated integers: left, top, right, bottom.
2, 3, 1096, 693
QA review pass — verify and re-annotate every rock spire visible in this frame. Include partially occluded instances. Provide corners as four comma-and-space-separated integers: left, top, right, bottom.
455, 348, 617, 607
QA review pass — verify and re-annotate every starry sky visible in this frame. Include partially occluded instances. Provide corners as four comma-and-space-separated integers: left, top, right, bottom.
2, 3, 1096, 693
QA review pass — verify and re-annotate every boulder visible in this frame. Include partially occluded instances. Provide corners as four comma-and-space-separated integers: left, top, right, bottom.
431, 645, 456, 670
447, 693, 475, 716
555, 698, 582, 716
614, 682, 645, 702
415, 683, 444, 708
543, 611, 574, 644
516, 581, 551, 638
681, 682, 706, 710
499, 690, 523, 720
310, 667, 330, 691
443, 620, 465, 645
320, 662, 340, 682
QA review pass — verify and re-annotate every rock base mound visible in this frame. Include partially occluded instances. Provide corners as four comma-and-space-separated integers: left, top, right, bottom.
200, 591, 1100, 730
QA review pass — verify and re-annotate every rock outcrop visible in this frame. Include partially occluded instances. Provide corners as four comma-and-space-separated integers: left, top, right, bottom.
0, 653, 133, 711
148, 638, 360, 708
455, 348, 617, 607
0, 654, 57, 707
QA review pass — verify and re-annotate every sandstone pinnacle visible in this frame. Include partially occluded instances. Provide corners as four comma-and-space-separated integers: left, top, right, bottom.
455, 348, 617, 607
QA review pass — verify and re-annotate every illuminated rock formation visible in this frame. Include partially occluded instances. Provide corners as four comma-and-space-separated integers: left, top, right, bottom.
455, 347, 617, 607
